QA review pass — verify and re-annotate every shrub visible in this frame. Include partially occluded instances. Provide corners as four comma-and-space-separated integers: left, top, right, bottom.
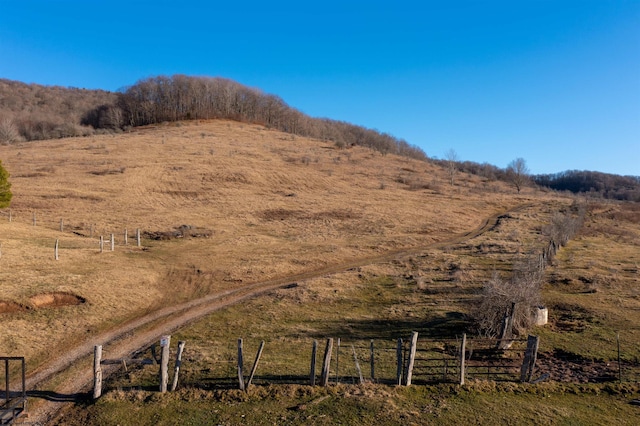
473, 255, 543, 337
0, 160, 12, 208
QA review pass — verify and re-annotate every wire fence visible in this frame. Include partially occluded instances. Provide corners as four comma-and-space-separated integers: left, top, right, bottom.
93, 332, 640, 396
0, 208, 144, 254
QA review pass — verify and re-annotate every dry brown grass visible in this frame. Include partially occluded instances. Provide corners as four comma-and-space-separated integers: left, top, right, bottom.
0, 119, 557, 369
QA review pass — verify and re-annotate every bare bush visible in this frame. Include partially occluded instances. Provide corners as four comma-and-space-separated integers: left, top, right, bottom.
473, 254, 543, 337
0, 118, 21, 144
543, 203, 586, 246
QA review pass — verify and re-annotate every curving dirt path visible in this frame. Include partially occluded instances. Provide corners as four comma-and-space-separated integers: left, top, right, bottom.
27, 204, 531, 424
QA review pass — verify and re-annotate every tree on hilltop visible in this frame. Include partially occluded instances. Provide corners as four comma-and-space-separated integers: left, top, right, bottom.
0, 160, 12, 208
506, 157, 529, 193
445, 149, 459, 185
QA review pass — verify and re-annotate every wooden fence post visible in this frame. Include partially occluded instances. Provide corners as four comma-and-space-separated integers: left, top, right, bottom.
170, 341, 186, 391
520, 335, 540, 382
404, 331, 418, 386
159, 335, 171, 392
310, 340, 318, 386
237, 338, 245, 391
136, 228, 141, 247
60, 219, 64, 232
124, 229, 128, 246
93, 345, 103, 399
335, 337, 340, 383
8, 210, 11, 222
54, 239, 59, 260
246, 341, 265, 389
99, 236, 104, 253
370, 339, 375, 382
352, 345, 364, 384
110, 233, 115, 251
320, 338, 333, 387
497, 303, 515, 350
396, 338, 403, 385
459, 333, 466, 385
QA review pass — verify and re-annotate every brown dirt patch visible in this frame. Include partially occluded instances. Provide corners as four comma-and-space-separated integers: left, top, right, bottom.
29, 292, 87, 308
0, 300, 28, 314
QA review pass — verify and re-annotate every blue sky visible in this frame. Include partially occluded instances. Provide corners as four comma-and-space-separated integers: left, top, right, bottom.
1, 1, 638, 176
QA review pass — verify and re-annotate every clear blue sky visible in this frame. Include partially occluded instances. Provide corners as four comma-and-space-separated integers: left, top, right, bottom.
1, 0, 638, 176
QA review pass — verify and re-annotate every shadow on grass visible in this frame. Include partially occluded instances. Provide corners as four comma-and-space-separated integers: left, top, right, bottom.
305, 312, 471, 341
26, 389, 89, 403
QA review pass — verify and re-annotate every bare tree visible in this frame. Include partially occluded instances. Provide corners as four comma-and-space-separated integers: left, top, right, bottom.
445, 149, 459, 185
0, 117, 21, 144
506, 157, 529, 193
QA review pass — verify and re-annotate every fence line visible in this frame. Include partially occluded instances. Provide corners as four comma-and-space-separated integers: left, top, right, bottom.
0, 209, 146, 261
93, 333, 556, 399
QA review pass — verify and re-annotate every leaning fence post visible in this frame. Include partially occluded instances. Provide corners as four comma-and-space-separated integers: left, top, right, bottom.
520, 335, 540, 382
352, 345, 364, 384
321, 338, 333, 387
170, 341, 186, 391
246, 340, 265, 390
310, 340, 318, 386
159, 335, 171, 392
396, 338, 403, 385
54, 239, 59, 260
404, 331, 418, 386
459, 333, 467, 385
237, 338, 245, 391
93, 345, 103, 399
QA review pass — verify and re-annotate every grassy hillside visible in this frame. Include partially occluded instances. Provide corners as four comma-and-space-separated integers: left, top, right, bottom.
0, 119, 520, 365
0, 120, 638, 424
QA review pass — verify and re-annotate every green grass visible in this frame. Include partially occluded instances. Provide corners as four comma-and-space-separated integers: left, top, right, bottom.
56, 382, 640, 426
51, 201, 640, 425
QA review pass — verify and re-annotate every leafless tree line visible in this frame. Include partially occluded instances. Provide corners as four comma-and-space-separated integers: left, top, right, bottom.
0, 76, 425, 160
84, 75, 426, 160
534, 170, 640, 202
0, 78, 116, 142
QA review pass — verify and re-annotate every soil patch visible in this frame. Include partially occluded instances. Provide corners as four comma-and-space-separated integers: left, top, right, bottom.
29, 292, 87, 308
536, 350, 621, 383
0, 300, 28, 314
143, 225, 213, 240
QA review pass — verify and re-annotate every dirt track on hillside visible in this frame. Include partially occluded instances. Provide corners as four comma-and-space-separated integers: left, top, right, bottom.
26, 204, 530, 424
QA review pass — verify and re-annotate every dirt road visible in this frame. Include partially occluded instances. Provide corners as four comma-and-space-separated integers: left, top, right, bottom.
26, 204, 529, 424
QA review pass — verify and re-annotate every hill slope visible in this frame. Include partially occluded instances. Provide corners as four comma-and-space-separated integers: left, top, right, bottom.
0, 119, 527, 364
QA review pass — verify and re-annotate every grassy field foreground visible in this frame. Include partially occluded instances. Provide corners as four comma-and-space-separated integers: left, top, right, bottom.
56, 199, 640, 425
